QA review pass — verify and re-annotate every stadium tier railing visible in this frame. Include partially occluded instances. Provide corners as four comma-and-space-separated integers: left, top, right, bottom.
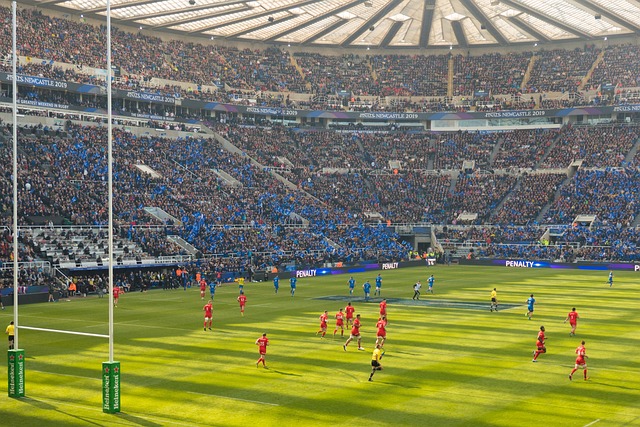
0, 260, 51, 274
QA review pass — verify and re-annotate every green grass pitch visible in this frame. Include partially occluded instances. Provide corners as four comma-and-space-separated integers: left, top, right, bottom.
1, 265, 639, 427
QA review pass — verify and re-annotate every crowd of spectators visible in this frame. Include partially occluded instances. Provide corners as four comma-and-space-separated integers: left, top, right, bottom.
544, 168, 639, 227
453, 52, 531, 96
542, 124, 640, 168
491, 173, 566, 225
524, 47, 601, 93
1, 6, 640, 267
370, 54, 449, 97
1, 122, 418, 266
1, 118, 639, 266
3, 6, 639, 115
539, 95, 589, 109
433, 131, 496, 170
435, 223, 639, 262
361, 171, 451, 224
295, 53, 373, 96
587, 44, 640, 89
492, 128, 561, 170
450, 173, 517, 223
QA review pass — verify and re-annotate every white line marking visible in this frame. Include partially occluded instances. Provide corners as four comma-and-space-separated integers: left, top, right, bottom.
186, 390, 279, 406
19, 396, 201, 427
583, 419, 601, 427
29, 368, 100, 381
19, 326, 109, 338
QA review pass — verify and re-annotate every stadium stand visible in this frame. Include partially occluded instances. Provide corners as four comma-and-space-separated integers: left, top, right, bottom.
0, 4, 639, 286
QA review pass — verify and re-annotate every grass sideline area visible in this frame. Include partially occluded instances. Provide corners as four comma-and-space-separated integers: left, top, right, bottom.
1, 265, 639, 427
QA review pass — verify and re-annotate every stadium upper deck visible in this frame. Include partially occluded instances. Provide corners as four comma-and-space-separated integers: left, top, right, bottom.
0, 6, 639, 117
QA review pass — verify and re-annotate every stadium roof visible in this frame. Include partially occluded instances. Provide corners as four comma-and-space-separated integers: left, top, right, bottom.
27, 0, 640, 49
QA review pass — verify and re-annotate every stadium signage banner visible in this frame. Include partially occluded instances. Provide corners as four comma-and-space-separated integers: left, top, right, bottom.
504, 260, 536, 268
18, 99, 70, 110
0, 72, 103, 94
381, 262, 399, 270
462, 259, 638, 271
245, 107, 298, 116
8, 349, 25, 398
358, 112, 419, 120
613, 105, 640, 112
295, 268, 332, 278
483, 110, 547, 118
0, 96, 106, 114
128, 112, 176, 122
3, 71, 640, 121
289, 260, 425, 278
118, 90, 176, 105
1, 72, 69, 89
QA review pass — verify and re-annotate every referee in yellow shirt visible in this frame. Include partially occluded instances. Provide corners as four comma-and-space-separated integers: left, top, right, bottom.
6, 321, 15, 350
368, 344, 384, 381
490, 288, 498, 312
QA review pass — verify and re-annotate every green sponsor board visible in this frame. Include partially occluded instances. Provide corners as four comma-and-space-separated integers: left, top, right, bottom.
102, 361, 120, 413
8, 349, 25, 398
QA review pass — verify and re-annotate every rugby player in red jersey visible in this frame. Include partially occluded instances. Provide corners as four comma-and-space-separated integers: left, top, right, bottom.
532, 325, 546, 362
237, 291, 247, 316
256, 333, 269, 368
379, 299, 387, 318
203, 300, 213, 331
317, 310, 328, 338
569, 340, 589, 381
113, 286, 120, 307
199, 279, 207, 300
564, 307, 580, 336
343, 314, 364, 351
375, 316, 387, 347
345, 302, 355, 327
334, 308, 345, 337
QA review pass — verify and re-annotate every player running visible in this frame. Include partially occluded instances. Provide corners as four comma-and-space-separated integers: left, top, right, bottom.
569, 340, 589, 381
427, 275, 435, 294
343, 314, 364, 351
113, 285, 120, 307
375, 316, 387, 347
363, 281, 371, 301
290, 276, 297, 297
490, 288, 498, 312
608, 271, 614, 287
348, 276, 356, 296
345, 302, 355, 327
209, 281, 218, 300
273, 275, 279, 294
199, 279, 207, 300
317, 310, 328, 338
255, 333, 269, 368
334, 308, 345, 337
526, 294, 535, 320
237, 291, 247, 316
564, 307, 580, 336
532, 325, 546, 362
374, 274, 382, 296
203, 300, 213, 331
379, 299, 387, 319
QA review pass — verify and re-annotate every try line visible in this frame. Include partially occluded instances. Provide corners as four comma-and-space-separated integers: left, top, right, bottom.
186, 391, 279, 406
583, 420, 601, 427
